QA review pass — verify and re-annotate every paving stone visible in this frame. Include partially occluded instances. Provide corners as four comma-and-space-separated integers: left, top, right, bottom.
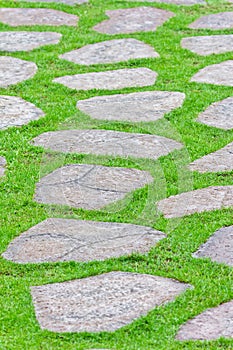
53, 68, 157, 91
0, 95, 44, 130
181, 35, 233, 56
189, 12, 233, 30
0, 57, 37, 88
0, 156, 6, 177
128, 0, 206, 4
93, 7, 174, 34
34, 164, 154, 210
157, 186, 233, 218
21, 0, 88, 4
77, 91, 185, 122
31, 271, 191, 332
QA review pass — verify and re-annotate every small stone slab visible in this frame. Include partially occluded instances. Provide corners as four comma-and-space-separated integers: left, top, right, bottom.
128, 0, 206, 4
157, 186, 233, 218
93, 7, 174, 34
0, 156, 6, 177
21, 0, 87, 4
189, 12, 233, 30
34, 164, 154, 210
53, 68, 157, 91
31, 271, 191, 332
181, 35, 233, 56
77, 91, 185, 122
0, 57, 37, 88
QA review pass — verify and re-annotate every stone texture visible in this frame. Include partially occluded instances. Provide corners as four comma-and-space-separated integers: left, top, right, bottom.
189, 12, 233, 30
77, 91, 185, 122
34, 164, 154, 210
128, 0, 206, 4
0, 57, 37, 88
53, 68, 157, 91
176, 300, 233, 340
157, 186, 233, 218
181, 35, 233, 56
2, 218, 166, 263
31, 271, 191, 332
93, 7, 174, 34
21, 0, 88, 4
0, 96, 44, 130
0, 156, 6, 177
59, 39, 159, 66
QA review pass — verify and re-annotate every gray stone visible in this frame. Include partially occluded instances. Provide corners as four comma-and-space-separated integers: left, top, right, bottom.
2, 218, 166, 263
157, 186, 233, 218
93, 7, 174, 34
77, 91, 185, 122
31, 271, 191, 332
20, 0, 88, 4
34, 164, 154, 210
0, 156, 6, 177
181, 35, 233, 56
128, 0, 206, 4
53, 68, 157, 91
189, 12, 233, 30
0, 95, 44, 130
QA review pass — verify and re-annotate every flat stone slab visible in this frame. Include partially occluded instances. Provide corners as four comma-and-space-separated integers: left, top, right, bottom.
0, 95, 44, 130
77, 91, 185, 122
20, 0, 88, 4
93, 7, 174, 34
0, 156, 6, 177
59, 39, 159, 66
0, 57, 37, 88
189, 12, 233, 30
2, 218, 166, 263
53, 68, 157, 91
34, 164, 154, 210
157, 186, 233, 218
128, 0, 206, 4
31, 271, 191, 332
181, 35, 233, 56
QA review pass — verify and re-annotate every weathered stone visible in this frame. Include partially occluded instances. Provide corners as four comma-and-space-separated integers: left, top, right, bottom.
181, 35, 233, 56
128, 0, 206, 4
157, 186, 233, 218
53, 68, 157, 91
59, 39, 159, 66
0, 57, 37, 88
189, 12, 233, 30
2, 218, 166, 263
77, 91, 185, 122
0, 95, 44, 130
93, 7, 174, 34
21, 0, 87, 4
31, 271, 191, 332
34, 164, 154, 210
0, 156, 6, 177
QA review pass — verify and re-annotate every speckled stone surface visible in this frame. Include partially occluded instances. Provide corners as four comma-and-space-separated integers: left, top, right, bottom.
157, 186, 233, 218
93, 7, 174, 34
189, 12, 233, 30
34, 164, 154, 210
21, 0, 88, 4
181, 35, 233, 56
77, 91, 185, 122
128, 0, 206, 4
31, 272, 191, 332
0, 156, 6, 177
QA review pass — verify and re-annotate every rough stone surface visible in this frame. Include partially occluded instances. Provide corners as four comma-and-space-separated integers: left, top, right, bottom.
181, 35, 233, 56
0, 96, 44, 130
53, 68, 157, 91
34, 164, 154, 210
0, 57, 37, 88
128, 0, 205, 4
31, 271, 191, 332
157, 186, 233, 218
2, 218, 166, 263
77, 91, 185, 122
59, 39, 159, 66
189, 12, 233, 30
93, 7, 174, 34
0, 156, 6, 177
21, 0, 88, 4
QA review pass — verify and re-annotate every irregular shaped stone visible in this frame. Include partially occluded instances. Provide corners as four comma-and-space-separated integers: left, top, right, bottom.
21, 0, 87, 4
176, 300, 233, 340
2, 218, 166, 263
31, 271, 191, 332
0, 96, 44, 130
0, 156, 6, 177
59, 39, 159, 66
0, 57, 37, 88
189, 12, 233, 30
77, 91, 185, 122
157, 186, 233, 218
53, 68, 157, 91
128, 0, 205, 4
34, 164, 154, 210
181, 35, 233, 56
93, 7, 174, 34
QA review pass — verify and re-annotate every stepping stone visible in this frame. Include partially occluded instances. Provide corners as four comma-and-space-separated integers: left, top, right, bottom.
0, 8, 78, 27
0, 95, 44, 130
0, 157, 6, 177
157, 186, 233, 218
189, 12, 233, 30
53, 68, 157, 91
93, 7, 174, 34
21, 0, 88, 4
128, 0, 206, 4
181, 35, 233, 56
176, 300, 233, 340
2, 218, 166, 263
34, 164, 154, 210
77, 91, 185, 122
0, 57, 37, 88
31, 271, 191, 332
0, 32, 62, 52
59, 39, 159, 66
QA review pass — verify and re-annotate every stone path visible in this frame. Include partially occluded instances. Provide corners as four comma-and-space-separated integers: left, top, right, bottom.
181, 35, 233, 56
0, 156, 6, 177
128, 0, 206, 4
21, 0, 88, 4
189, 12, 233, 30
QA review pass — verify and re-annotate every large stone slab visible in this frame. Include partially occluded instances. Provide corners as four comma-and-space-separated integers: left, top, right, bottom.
93, 7, 174, 34
53, 68, 157, 91
31, 271, 191, 332
0, 156, 6, 177
189, 12, 233, 30
21, 0, 88, 4
77, 91, 185, 122
181, 35, 233, 56
128, 0, 206, 4
2, 218, 166, 263
34, 164, 154, 210
157, 186, 233, 218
